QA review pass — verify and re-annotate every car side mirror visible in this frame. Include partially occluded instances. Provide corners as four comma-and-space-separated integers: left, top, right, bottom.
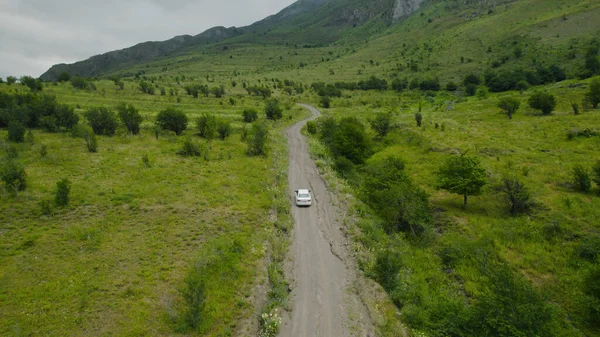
295, 190, 298, 193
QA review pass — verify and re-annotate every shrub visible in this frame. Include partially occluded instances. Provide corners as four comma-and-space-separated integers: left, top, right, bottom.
247, 122, 269, 156
306, 121, 317, 135
572, 102, 580, 115
368, 112, 392, 138
436, 155, 487, 207
585, 78, 600, 108
265, 99, 283, 120
55, 104, 79, 130
567, 128, 599, 140
40, 145, 48, 157
85, 131, 98, 152
502, 177, 532, 215
178, 138, 202, 157
242, 109, 258, 123
516, 80, 530, 93
320, 96, 331, 109
445, 81, 458, 91
196, 113, 217, 141
419, 77, 440, 91
465, 83, 477, 96
217, 120, 232, 140
415, 112, 423, 127
116, 103, 142, 135
528, 92, 557, 115
70, 76, 88, 90
497, 97, 521, 119
572, 164, 592, 192
85, 107, 118, 135
593, 160, 600, 189
142, 154, 152, 168
463, 73, 481, 86
332, 117, 371, 164
156, 108, 188, 135
1, 160, 26, 192
181, 263, 207, 329
7, 120, 26, 142
392, 78, 408, 92
55, 178, 71, 206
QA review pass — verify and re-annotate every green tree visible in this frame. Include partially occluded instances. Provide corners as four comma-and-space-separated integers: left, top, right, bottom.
197, 113, 217, 142
85, 107, 118, 135
497, 97, 521, 119
368, 112, 391, 138
320, 96, 331, 109
585, 78, 600, 109
217, 120, 232, 140
70, 76, 88, 90
7, 121, 26, 142
528, 92, 557, 115
242, 109, 258, 123
436, 155, 487, 207
0, 159, 26, 193
20, 76, 43, 92
57, 72, 71, 82
265, 99, 283, 120
247, 122, 269, 156
55, 178, 71, 206
572, 164, 592, 192
415, 112, 423, 127
116, 103, 142, 135
332, 117, 371, 164
156, 108, 188, 135
55, 104, 79, 130
6, 76, 17, 85
502, 177, 533, 215
463, 73, 481, 86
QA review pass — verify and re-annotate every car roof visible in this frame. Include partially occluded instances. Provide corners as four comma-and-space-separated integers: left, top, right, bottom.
297, 189, 310, 194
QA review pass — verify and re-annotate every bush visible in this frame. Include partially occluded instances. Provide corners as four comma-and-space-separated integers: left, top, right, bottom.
55, 104, 79, 130
85, 131, 98, 152
465, 83, 477, 96
306, 121, 317, 135
528, 92, 557, 115
40, 145, 48, 157
572, 102, 580, 115
445, 81, 458, 91
217, 120, 232, 140
502, 177, 533, 215
320, 96, 331, 109
585, 78, 600, 108
156, 108, 188, 135
463, 74, 481, 86
178, 138, 202, 157
55, 178, 71, 206
415, 112, 423, 127
572, 164, 592, 192
265, 99, 283, 120
419, 77, 441, 91
7, 121, 25, 142
332, 117, 371, 164
242, 109, 258, 123
181, 263, 207, 329
516, 80, 530, 93
247, 122, 269, 156
497, 97, 521, 119
368, 112, 392, 138
593, 160, 600, 189
70, 76, 89, 90
116, 103, 142, 135
392, 78, 408, 92
1, 160, 26, 192
85, 107, 118, 135
197, 113, 217, 141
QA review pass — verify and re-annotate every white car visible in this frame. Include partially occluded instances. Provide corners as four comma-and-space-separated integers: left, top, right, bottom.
295, 189, 312, 207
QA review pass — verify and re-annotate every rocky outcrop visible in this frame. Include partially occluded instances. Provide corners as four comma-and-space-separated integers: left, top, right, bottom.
393, 0, 425, 19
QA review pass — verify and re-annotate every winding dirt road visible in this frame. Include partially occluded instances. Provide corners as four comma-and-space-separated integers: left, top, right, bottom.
279, 104, 374, 337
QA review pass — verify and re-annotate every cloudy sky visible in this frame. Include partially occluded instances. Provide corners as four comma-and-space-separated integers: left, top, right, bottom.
0, 0, 297, 79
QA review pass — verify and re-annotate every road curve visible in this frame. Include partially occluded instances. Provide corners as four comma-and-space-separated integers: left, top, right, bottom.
279, 104, 374, 337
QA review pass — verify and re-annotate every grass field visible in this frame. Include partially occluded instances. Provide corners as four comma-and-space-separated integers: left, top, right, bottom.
0, 81, 309, 336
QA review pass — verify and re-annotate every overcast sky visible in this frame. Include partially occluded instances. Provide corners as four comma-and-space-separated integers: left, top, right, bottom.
0, 0, 297, 79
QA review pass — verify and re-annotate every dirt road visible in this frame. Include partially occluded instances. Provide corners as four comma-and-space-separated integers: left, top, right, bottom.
279, 104, 374, 337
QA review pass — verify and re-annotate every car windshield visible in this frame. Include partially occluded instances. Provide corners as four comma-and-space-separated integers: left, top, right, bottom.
298, 193, 310, 198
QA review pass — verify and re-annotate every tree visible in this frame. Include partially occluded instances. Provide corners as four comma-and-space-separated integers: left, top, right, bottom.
7, 121, 26, 142
0, 159, 26, 193
436, 155, 487, 207
217, 120, 232, 140
265, 99, 283, 120
497, 97, 521, 119
572, 164, 592, 192
368, 112, 391, 138
20, 76, 43, 92
116, 103, 142, 135
55, 104, 79, 130
502, 177, 533, 215
70, 76, 88, 90
392, 78, 408, 92
57, 72, 71, 82
6, 76, 17, 85
320, 96, 331, 109
85, 107, 118, 135
156, 108, 188, 135
585, 78, 600, 109
55, 178, 71, 206
528, 92, 556, 115
197, 112, 217, 144
247, 122, 269, 156
242, 109, 258, 123
415, 112, 423, 127
332, 117, 372, 164
463, 73, 481, 86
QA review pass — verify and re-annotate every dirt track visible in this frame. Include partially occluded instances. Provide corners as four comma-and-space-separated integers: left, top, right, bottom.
279, 104, 374, 337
